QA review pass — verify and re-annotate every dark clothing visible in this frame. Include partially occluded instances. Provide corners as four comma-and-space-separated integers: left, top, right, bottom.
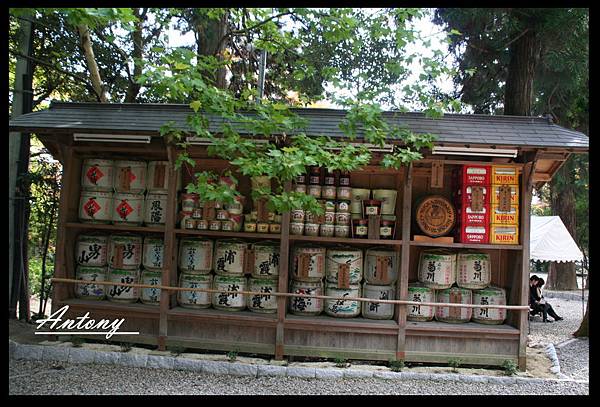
529, 285, 561, 321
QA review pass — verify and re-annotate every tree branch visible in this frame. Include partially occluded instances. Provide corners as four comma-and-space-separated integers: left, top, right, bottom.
229, 11, 293, 35
9, 50, 93, 86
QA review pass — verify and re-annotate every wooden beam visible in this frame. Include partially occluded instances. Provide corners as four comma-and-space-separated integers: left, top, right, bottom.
531, 173, 551, 182
275, 181, 292, 359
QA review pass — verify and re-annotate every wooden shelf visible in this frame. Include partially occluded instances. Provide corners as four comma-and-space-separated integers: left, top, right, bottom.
66, 222, 165, 234
174, 229, 281, 240
168, 306, 278, 326
290, 235, 402, 246
284, 313, 399, 334
410, 240, 523, 250
406, 320, 520, 337
61, 298, 161, 316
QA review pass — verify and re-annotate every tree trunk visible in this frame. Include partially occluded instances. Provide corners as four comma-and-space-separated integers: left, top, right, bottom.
573, 296, 589, 337
77, 24, 108, 102
547, 163, 579, 290
503, 29, 540, 116
38, 205, 55, 317
194, 11, 228, 89
125, 8, 144, 102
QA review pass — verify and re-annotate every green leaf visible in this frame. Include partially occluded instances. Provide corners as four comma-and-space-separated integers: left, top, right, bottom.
190, 100, 202, 113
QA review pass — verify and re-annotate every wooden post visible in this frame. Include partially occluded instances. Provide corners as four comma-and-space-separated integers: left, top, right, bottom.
275, 181, 292, 359
158, 145, 179, 351
517, 158, 536, 370
396, 163, 413, 360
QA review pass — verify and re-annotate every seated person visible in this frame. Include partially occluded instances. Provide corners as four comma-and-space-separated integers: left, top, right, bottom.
530, 278, 563, 322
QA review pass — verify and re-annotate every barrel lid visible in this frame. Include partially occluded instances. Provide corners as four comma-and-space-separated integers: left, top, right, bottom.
438, 285, 472, 295
248, 276, 278, 284
325, 282, 360, 290
473, 285, 506, 295
363, 282, 396, 289
180, 272, 212, 281
77, 265, 107, 273
141, 269, 162, 276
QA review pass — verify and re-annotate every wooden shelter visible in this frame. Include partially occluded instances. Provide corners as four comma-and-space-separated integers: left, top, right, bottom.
9, 102, 588, 369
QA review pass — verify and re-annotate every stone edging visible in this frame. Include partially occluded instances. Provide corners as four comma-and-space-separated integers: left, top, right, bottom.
545, 343, 570, 380
9, 340, 588, 385
543, 291, 588, 302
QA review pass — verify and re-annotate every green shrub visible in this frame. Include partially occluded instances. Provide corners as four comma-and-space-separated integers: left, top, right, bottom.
120, 343, 132, 352
227, 350, 238, 362
389, 359, 405, 372
448, 358, 462, 372
334, 357, 348, 368
502, 359, 518, 376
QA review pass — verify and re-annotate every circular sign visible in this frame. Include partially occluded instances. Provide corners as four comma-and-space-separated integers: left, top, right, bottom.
416, 195, 456, 237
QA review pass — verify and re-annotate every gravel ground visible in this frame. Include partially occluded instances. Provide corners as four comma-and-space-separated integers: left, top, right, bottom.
8, 359, 588, 395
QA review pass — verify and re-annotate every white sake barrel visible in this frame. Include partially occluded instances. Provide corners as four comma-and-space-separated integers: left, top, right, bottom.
351, 188, 370, 214
212, 275, 247, 311
81, 158, 114, 192
140, 270, 162, 305
456, 252, 491, 290
106, 267, 140, 303
325, 283, 361, 318
252, 241, 280, 278
214, 239, 247, 276
373, 189, 398, 215
144, 193, 168, 225
292, 246, 326, 282
364, 248, 398, 285
289, 279, 323, 316
472, 286, 507, 325
407, 283, 436, 322
362, 283, 395, 320
178, 238, 213, 274
146, 161, 182, 193
435, 286, 472, 323
418, 251, 456, 289
247, 277, 278, 313
112, 192, 144, 225
325, 247, 363, 285
108, 234, 142, 270
142, 237, 164, 271
113, 160, 147, 193
75, 235, 108, 267
75, 266, 107, 300
177, 273, 212, 309
79, 190, 113, 223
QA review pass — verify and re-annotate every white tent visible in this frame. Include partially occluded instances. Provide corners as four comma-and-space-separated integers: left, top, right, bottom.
530, 216, 583, 263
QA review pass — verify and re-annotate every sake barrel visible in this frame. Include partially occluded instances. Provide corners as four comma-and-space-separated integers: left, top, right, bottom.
325, 247, 363, 285
144, 193, 168, 225
247, 277, 278, 313
418, 250, 456, 289
362, 283, 395, 320
212, 274, 248, 311
435, 286, 472, 323
81, 159, 114, 191
292, 246, 326, 282
178, 238, 213, 274
75, 235, 108, 267
373, 189, 398, 215
214, 239, 247, 276
113, 160, 147, 193
177, 272, 212, 309
140, 270, 162, 305
113, 192, 145, 225
252, 241, 280, 278
142, 237, 164, 271
324, 283, 361, 318
75, 266, 107, 300
456, 252, 491, 290
351, 188, 370, 214
146, 160, 182, 193
472, 286, 507, 325
108, 234, 143, 269
364, 248, 398, 285
407, 283, 436, 322
106, 267, 140, 303
79, 190, 113, 223
415, 195, 456, 237
289, 279, 323, 316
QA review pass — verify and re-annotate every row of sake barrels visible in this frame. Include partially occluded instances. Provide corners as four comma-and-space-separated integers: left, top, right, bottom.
81, 159, 181, 193
75, 234, 164, 271
407, 283, 507, 325
288, 279, 396, 320
178, 238, 280, 279
292, 245, 398, 285
79, 190, 168, 225
75, 267, 162, 304
418, 250, 491, 290
177, 274, 278, 313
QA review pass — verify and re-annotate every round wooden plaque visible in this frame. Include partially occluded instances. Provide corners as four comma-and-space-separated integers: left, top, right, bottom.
415, 195, 456, 237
